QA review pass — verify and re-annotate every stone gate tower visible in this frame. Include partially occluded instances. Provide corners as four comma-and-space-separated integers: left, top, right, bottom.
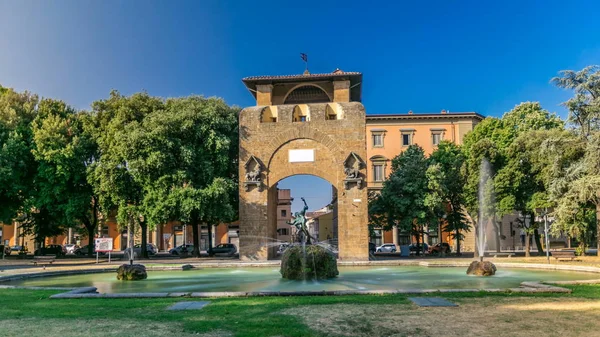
238, 69, 369, 260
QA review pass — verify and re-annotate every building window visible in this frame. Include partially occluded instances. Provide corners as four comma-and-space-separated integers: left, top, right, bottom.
402, 134, 411, 146
432, 133, 441, 145
281, 210, 287, 217
430, 128, 445, 146
373, 164, 384, 182
400, 129, 415, 146
373, 134, 383, 147
371, 130, 385, 148
277, 228, 289, 236
370, 155, 388, 183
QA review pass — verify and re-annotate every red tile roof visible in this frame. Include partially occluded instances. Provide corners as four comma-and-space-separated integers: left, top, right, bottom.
242, 71, 361, 81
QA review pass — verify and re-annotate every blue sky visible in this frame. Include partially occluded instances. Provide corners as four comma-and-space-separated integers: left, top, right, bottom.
1, 0, 599, 212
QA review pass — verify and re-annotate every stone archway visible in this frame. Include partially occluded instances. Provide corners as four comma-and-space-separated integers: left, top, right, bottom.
238, 102, 369, 260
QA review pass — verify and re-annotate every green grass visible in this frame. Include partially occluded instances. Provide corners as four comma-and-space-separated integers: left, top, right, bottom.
0, 285, 599, 337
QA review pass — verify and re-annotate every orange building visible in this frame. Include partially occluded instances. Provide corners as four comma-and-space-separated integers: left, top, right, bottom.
365, 111, 483, 251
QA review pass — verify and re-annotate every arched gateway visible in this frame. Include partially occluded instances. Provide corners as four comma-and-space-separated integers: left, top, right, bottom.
239, 70, 369, 260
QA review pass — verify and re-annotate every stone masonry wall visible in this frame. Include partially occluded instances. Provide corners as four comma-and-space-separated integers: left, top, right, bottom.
239, 102, 369, 260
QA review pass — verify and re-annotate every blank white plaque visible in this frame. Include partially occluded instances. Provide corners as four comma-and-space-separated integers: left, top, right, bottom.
289, 149, 315, 163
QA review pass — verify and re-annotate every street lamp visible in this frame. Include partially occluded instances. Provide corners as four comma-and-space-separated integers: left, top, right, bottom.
536, 207, 551, 264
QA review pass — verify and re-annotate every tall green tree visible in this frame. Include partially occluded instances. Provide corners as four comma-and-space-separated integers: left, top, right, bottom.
428, 141, 469, 255
462, 102, 563, 256
29, 99, 99, 254
89, 91, 164, 258
369, 145, 438, 256
126, 96, 239, 257
0, 86, 38, 225
551, 66, 600, 250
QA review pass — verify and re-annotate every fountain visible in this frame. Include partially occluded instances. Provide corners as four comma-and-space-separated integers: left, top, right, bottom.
467, 158, 497, 276
280, 197, 339, 280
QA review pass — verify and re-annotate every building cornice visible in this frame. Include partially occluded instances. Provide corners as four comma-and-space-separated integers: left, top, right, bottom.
366, 112, 484, 122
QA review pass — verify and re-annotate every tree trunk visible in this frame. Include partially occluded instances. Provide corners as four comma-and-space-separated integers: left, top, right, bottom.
415, 227, 421, 256
191, 217, 200, 257
82, 216, 96, 256
421, 226, 426, 255
534, 228, 544, 255
596, 202, 600, 251
525, 232, 531, 257
140, 220, 148, 259
207, 224, 214, 257
455, 228, 461, 256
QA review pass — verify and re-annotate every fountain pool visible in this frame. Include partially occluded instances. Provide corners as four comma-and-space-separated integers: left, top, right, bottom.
4, 266, 598, 293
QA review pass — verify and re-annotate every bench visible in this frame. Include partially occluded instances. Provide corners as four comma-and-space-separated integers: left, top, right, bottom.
492, 253, 515, 258
551, 251, 580, 261
32, 255, 56, 266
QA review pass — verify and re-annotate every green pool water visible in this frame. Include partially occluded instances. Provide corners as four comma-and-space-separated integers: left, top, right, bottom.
5, 266, 598, 293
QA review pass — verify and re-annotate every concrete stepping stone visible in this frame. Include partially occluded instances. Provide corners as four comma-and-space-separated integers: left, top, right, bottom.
167, 301, 210, 310
408, 297, 458, 307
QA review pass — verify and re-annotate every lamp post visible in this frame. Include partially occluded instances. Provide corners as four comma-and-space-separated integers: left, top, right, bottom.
544, 209, 550, 264
536, 207, 551, 264
128, 213, 134, 266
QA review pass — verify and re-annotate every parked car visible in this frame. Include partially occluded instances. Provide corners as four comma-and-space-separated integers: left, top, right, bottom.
133, 243, 157, 256
74, 245, 105, 256
376, 243, 397, 253
34, 244, 65, 256
429, 243, 451, 255
169, 244, 194, 255
5, 245, 25, 256
409, 243, 429, 254
209, 243, 237, 257
63, 244, 79, 255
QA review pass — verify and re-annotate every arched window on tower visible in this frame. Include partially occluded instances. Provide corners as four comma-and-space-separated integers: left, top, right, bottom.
292, 105, 310, 122
326, 103, 343, 120
261, 106, 278, 123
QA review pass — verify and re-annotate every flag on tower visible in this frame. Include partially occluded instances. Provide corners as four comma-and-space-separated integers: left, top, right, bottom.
300, 53, 308, 62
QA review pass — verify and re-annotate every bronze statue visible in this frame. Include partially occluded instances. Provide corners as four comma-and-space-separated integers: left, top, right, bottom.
287, 197, 312, 244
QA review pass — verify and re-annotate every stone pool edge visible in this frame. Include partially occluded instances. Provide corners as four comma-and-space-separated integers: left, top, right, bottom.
0, 261, 598, 298
44, 281, 572, 299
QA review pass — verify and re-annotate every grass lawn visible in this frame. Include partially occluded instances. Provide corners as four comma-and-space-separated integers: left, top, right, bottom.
0, 285, 599, 337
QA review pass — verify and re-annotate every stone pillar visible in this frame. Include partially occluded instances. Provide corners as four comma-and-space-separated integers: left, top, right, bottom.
256, 84, 273, 106
13, 221, 18, 246
392, 226, 398, 250
68, 228, 73, 244
333, 80, 350, 103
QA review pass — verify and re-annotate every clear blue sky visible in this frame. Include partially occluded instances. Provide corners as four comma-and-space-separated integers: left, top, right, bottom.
1, 0, 599, 212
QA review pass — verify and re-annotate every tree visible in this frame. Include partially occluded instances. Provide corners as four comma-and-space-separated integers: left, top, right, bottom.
369, 145, 438, 256
551, 66, 600, 251
462, 102, 563, 256
89, 91, 164, 259
428, 141, 469, 255
0, 86, 38, 225
30, 99, 99, 255
126, 96, 239, 257
551, 65, 600, 139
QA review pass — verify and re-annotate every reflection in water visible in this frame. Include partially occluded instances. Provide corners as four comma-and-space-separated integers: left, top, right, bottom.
5, 266, 598, 293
